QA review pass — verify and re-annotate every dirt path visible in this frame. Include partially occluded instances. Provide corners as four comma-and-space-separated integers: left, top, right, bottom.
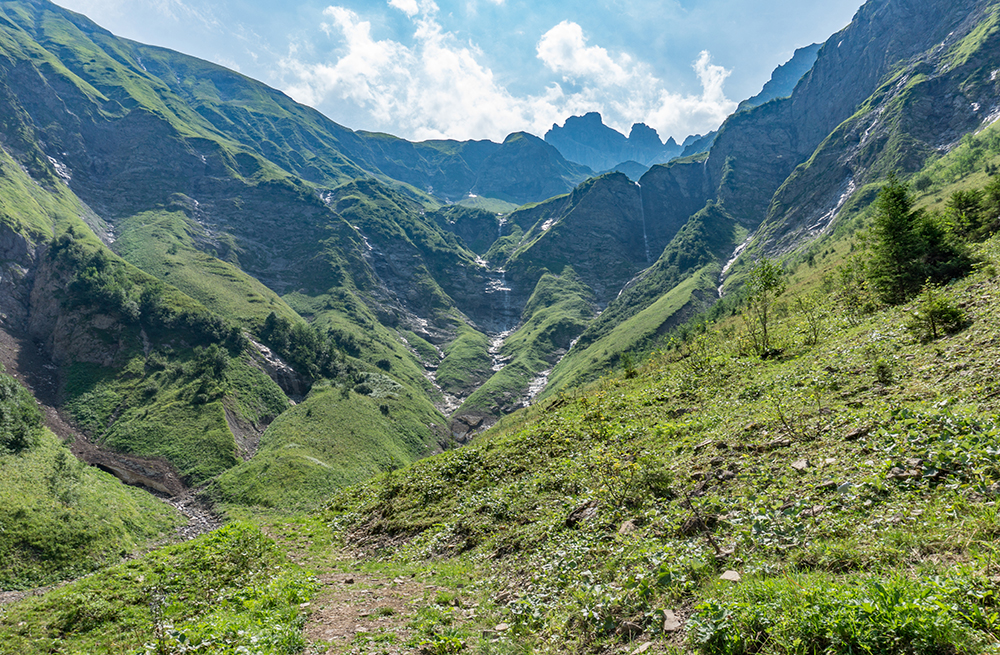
303, 570, 430, 654
265, 525, 480, 655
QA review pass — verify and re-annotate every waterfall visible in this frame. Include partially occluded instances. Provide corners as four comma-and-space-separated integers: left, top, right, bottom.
501, 269, 510, 318
636, 183, 650, 264
718, 235, 754, 297
484, 266, 514, 333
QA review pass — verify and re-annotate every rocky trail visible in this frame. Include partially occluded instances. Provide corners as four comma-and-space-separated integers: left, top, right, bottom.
266, 525, 479, 655
303, 570, 429, 655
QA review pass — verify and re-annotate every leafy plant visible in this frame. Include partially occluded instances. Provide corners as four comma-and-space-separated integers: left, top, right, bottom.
742, 258, 787, 358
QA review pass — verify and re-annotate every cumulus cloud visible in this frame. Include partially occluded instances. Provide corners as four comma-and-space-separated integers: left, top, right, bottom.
279, 10, 736, 142
388, 0, 419, 17
645, 51, 735, 137
537, 20, 633, 87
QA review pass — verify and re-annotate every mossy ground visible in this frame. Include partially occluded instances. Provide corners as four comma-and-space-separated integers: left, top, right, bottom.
208, 380, 445, 512
113, 210, 301, 331
63, 347, 288, 486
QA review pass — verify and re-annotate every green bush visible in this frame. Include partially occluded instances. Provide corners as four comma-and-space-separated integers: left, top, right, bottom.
742, 258, 786, 358
687, 573, 994, 655
907, 283, 966, 341
0, 374, 42, 454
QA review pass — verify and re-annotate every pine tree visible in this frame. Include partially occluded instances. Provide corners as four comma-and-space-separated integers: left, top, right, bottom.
867, 175, 925, 304
867, 175, 972, 305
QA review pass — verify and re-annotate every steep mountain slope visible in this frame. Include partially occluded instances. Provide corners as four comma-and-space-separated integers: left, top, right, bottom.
315, 223, 1000, 654
0, 0, 460, 502
5, 0, 1000, 649
548, 0, 1000, 393
5, 98, 1000, 655
4, 0, 1000, 516
0, 0, 612, 506
757, 3, 1000, 254
711, 0, 995, 228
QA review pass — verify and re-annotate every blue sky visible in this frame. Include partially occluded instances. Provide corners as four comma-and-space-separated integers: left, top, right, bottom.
55, 0, 863, 143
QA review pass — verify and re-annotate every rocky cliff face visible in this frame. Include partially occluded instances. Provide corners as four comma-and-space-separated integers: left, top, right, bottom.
472, 133, 593, 204
639, 158, 715, 250
0, 224, 36, 332
705, 0, 992, 233
758, 0, 1000, 253
504, 173, 650, 308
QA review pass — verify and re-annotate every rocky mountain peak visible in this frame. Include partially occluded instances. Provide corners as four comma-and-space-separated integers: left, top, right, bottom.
627, 123, 664, 149
544, 113, 683, 173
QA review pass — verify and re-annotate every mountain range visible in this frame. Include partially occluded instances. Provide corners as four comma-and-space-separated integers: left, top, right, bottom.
1, 0, 1000, 618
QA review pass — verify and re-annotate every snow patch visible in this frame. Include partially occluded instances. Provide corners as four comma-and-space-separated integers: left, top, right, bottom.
302, 455, 332, 469
861, 105, 889, 146
47, 157, 71, 184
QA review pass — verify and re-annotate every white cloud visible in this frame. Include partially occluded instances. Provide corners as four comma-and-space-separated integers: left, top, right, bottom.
279, 10, 736, 143
644, 51, 736, 138
537, 21, 632, 87
388, 0, 419, 17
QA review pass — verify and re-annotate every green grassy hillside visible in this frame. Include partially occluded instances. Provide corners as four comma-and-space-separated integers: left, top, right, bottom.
322, 228, 1000, 653
208, 378, 446, 511
0, 373, 181, 589
0, 522, 315, 654
63, 347, 289, 485
112, 209, 301, 331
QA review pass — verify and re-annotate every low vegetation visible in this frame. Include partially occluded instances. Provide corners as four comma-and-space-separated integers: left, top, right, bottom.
0, 523, 315, 654
4, 3, 1000, 653
207, 379, 445, 511
0, 373, 180, 589
64, 346, 288, 485
312, 183, 1000, 653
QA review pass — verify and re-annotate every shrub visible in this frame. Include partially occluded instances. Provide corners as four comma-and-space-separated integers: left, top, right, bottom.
907, 283, 966, 341
0, 374, 42, 454
687, 574, 994, 655
742, 258, 786, 358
